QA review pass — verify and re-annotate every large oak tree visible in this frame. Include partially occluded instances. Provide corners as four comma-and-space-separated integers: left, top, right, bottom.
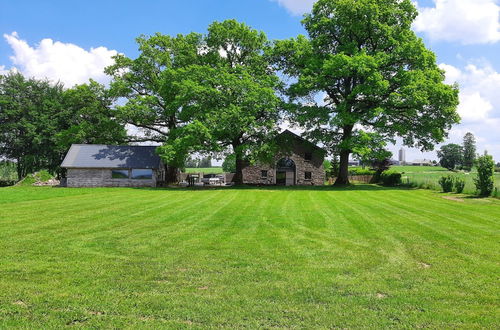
271, 0, 460, 184
158, 20, 282, 184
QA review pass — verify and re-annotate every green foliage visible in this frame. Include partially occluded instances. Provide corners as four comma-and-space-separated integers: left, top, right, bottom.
474, 153, 495, 197
270, 0, 460, 185
0, 160, 17, 181
56, 81, 127, 152
454, 177, 465, 194
0, 73, 64, 179
437, 144, 463, 170
186, 156, 212, 168
462, 132, 476, 171
438, 175, 455, 193
222, 154, 236, 173
108, 20, 282, 184
380, 171, 402, 186
163, 20, 282, 184
0, 73, 126, 180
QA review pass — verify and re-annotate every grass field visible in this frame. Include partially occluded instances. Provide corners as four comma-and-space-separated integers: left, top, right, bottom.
389, 166, 500, 195
0, 186, 499, 328
184, 167, 224, 174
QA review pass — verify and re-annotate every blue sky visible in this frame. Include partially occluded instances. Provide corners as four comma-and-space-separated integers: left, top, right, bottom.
1, 0, 499, 162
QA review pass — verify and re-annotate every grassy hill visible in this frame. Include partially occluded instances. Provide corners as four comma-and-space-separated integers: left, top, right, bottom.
0, 186, 498, 328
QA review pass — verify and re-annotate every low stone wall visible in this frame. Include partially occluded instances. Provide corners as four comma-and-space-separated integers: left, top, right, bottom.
66, 168, 156, 188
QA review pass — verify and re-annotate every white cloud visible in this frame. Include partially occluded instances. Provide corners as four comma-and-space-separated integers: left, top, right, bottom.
456, 92, 493, 121
414, 0, 500, 44
3, 32, 118, 87
271, 0, 316, 15
429, 61, 500, 160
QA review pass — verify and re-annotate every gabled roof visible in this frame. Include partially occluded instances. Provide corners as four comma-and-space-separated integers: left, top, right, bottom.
61, 144, 162, 169
279, 130, 326, 152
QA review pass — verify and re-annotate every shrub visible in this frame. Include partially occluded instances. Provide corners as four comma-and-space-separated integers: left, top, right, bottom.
454, 178, 465, 194
438, 175, 454, 193
474, 154, 494, 197
0, 180, 16, 187
380, 171, 402, 186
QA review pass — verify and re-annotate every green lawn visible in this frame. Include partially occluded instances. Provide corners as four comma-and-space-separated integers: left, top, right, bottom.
0, 186, 499, 328
184, 167, 224, 174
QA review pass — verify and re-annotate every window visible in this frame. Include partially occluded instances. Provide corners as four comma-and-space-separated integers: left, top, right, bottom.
261, 170, 268, 179
305, 172, 312, 180
131, 169, 153, 180
305, 152, 312, 161
112, 169, 129, 179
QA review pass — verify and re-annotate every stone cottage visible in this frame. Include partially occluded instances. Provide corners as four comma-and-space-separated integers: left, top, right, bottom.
61, 145, 166, 187
242, 130, 326, 186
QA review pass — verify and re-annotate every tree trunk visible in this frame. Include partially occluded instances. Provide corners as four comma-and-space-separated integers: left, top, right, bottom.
334, 150, 350, 185
165, 165, 179, 184
233, 155, 244, 185
334, 125, 353, 186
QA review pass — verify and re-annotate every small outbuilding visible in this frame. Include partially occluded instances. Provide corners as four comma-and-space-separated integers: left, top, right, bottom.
242, 130, 326, 186
61, 144, 166, 187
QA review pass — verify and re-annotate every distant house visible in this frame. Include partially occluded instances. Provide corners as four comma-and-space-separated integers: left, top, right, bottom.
61, 145, 167, 187
242, 130, 325, 186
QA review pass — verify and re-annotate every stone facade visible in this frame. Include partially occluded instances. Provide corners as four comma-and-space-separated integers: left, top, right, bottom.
242, 131, 325, 186
67, 168, 157, 188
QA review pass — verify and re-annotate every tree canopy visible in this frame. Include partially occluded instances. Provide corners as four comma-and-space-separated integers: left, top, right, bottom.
462, 132, 476, 171
156, 20, 283, 184
271, 0, 460, 184
437, 143, 463, 171
0, 72, 126, 180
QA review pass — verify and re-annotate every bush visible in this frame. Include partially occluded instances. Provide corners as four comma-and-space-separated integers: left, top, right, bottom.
438, 175, 454, 193
0, 180, 16, 187
454, 178, 465, 194
380, 171, 402, 186
474, 154, 494, 197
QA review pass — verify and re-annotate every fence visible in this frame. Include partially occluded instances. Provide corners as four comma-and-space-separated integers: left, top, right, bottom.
328, 175, 374, 185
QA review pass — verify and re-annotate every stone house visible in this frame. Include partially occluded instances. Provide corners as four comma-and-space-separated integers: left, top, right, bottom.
242, 130, 326, 186
61, 144, 166, 187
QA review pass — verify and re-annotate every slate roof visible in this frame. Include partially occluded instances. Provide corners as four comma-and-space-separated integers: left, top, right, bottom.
279, 130, 326, 152
61, 144, 162, 169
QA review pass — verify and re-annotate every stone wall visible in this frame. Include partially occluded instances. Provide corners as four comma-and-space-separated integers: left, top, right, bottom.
66, 168, 157, 188
242, 140, 325, 186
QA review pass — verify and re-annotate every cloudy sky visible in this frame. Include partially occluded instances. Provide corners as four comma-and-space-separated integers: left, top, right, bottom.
1, 0, 499, 162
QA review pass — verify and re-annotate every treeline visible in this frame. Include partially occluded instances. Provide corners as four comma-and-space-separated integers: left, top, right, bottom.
0, 75, 127, 180
437, 132, 489, 172
1, 0, 462, 185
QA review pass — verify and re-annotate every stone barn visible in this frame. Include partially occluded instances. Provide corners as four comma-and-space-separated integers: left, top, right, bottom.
242, 130, 326, 186
61, 145, 167, 188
